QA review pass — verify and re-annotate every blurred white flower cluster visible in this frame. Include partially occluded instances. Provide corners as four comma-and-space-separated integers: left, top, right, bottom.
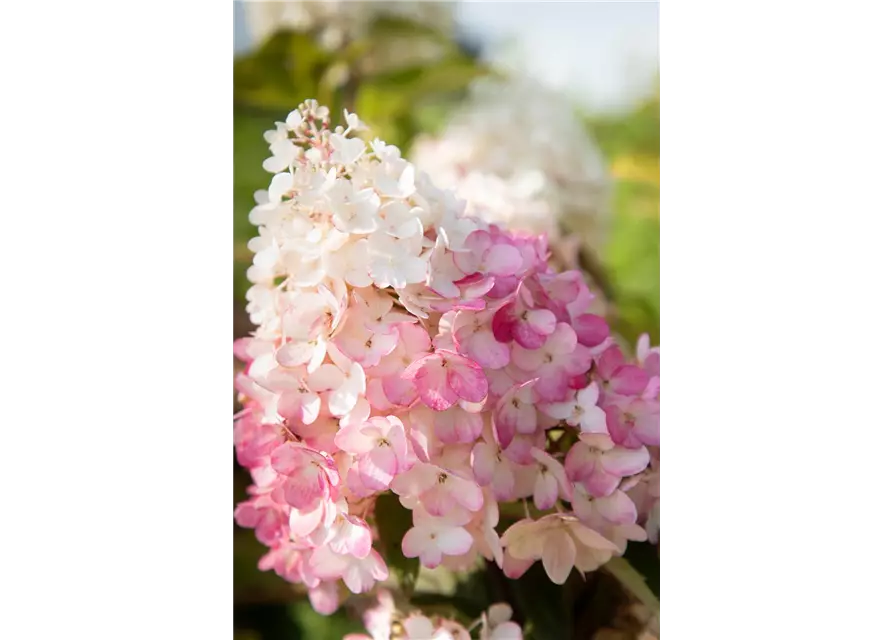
411, 78, 611, 251
243, 0, 455, 52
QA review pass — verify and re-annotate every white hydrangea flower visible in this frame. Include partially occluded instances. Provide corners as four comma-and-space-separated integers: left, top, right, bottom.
241, 99, 491, 356
411, 77, 611, 247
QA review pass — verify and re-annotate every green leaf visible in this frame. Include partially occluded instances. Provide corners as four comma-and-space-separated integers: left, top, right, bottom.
620, 541, 660, 597
602, 556, 660, 617
374, 492, 419, 594
507, 562, 571, 640
234, 29, 333, 112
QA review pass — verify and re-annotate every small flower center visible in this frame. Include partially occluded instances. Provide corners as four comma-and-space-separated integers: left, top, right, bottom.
437, 472, 448, 484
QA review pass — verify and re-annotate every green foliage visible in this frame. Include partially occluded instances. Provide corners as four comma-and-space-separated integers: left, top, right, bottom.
587, 90, 660, 159
374, 492, 420, 595
508, 562, 573, 640
602, 556, 660, 618
620, 541, 660, 598
289, 601, 365, 638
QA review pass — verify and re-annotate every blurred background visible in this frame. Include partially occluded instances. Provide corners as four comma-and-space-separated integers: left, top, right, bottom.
233, 2, 658, 638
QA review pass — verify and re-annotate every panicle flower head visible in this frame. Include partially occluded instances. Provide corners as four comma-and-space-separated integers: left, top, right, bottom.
234, 101, 659, 613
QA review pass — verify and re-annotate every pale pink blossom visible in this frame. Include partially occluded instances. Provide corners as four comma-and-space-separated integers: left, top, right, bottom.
309, 546, 389, 594
391, 462, 483, 517
606, 396, 660, 448
452, 309, 511, 369
402, 349, 488, 411
510, 323, 591, 401
530, 448, 573, 510
595, 345, 650, 397
500, 514, 618, 584
564, 441, 650, 497
402, 516, 475, 569
335, 416, 409, 491
270, 442, 340, 509
542, 382, 607, 436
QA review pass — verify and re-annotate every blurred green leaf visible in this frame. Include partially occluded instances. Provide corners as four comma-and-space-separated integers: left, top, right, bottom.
602, 556, 660, 617
374, 492, 419, 594
368, 15, 454, 46
355, 52, 486, 148
233, 107, 279, 302
235, 30, 332, 112
507, 563, 571, 640
289, 600, 364, 638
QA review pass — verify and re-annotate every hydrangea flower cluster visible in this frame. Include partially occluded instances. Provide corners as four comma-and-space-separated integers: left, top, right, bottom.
410, 78, 611, 248
242, 0, 455, 53
344, 591, 522, 640
233, 100, 660, 614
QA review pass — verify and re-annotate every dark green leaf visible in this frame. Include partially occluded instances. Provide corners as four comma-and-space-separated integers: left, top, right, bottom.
620, 541, 660, 597
507, 562, 572, 640
601, 556, 660, 617
374, 492, 419, 594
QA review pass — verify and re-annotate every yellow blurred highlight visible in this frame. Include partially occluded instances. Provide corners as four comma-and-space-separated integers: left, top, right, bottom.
611, 154, 660, 188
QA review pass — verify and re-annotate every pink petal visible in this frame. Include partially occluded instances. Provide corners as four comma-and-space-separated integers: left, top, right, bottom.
541, 529, 576, 584
270, 443, 310, 475
330, 516, 373, 558
472, 442, 496, 484
437, 526, 474, 555
502, 550, 535, 579
277, 391, 320, 425
534, 472, 559, 510
333, 423, 374, 455
636, 334, 651, 362
483, 244, 524, 276
574, 314, 610, 347
282, 472, 323, 510
635, 407, 660, 446
411, 358, 458, 410
564, 442, 596, 482
289, 500, 325, 537
613, 365, 650, 396
434, 407, 483, 444
276, 342, 314, 367
385, 419, 409, 465
492, 622, 524, 640
601, 446, 651, 477
491, 303, 517, 343
308, 546, 348, 580
445, 356, 488, 403
534, 369, 571, 402
358, 446, 397, 491
596, 346, 625, 379
596, 491, 638, 525
584, 469, 622, 498
580, 406, 608, 435
542, 400, 574, 421
460, 327, 511, 369
401, 526, 430, 558
308, 582, 340, 615
381, 375, 418, 407
492, 461, 516, 501
451, 475, 484, 512
422, 484, 456, 516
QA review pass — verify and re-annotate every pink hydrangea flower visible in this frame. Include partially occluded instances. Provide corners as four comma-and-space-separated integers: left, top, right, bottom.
233, 102, 661, 609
